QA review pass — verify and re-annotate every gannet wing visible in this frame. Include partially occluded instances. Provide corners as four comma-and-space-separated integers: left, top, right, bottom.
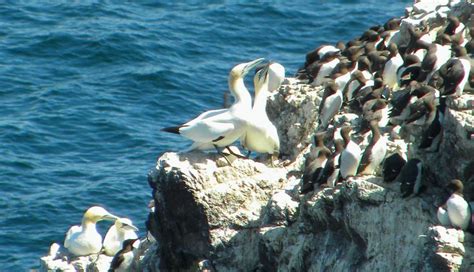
180, 118, 236, 143
64, 225, 80, 249
184, 109, 229, 127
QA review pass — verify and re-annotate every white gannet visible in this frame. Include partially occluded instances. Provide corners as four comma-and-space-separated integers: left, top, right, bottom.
109, 238, 140, 272
267, 62, 285, 92
162, 58, 265, 153
240, 63, 280, 164
104, 217, 139, 256
64, 206, 118, 256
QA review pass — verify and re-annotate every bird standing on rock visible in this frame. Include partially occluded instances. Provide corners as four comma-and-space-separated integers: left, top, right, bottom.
437, 179, 471, 230
357, 120, 387, 175
109, 238, 140, 272
104, 217, 139, 256
339, 126, 362, 179
64, 206, 119, 256
240, 62, 280, 165
161, 58, 265, 156
318, 80, 343, 130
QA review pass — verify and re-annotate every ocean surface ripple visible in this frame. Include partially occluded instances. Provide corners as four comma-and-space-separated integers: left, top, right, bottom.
0, 1, 410, 270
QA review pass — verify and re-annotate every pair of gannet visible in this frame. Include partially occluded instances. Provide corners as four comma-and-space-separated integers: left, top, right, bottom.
64, 206, 138, 257
162, 58, 284, 165
162, 58, 265, 153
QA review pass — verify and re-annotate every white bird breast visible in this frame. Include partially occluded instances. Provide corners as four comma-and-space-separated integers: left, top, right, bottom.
340, 141, 362, 178
447, 194, 470, 230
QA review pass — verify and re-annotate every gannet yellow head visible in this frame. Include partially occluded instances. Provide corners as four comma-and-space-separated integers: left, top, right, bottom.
82, 206, 118, 224
115, 217, 139, 232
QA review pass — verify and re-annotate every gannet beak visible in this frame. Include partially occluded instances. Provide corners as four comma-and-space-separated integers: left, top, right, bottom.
124, 223, 139, 231
102, 214, 119, 221
243, 58, 265, 75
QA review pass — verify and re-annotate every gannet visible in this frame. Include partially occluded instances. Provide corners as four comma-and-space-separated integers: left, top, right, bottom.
109, 238, 140, 272
267, 62, 285, 92
162, 58, 265, 152
64, 206, 118, 256
104, 217, 139, 256
240, 63, 280, 164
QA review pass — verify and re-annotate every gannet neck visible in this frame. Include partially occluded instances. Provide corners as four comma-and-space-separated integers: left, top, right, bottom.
81, 219, 98, 232
253, 79, 270, 114
229, 76, 252, 108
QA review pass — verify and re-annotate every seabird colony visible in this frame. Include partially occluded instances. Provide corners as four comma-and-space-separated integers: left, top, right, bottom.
161, 6, 473, 230
293, 8, 473, 231
44, 2, 473, 270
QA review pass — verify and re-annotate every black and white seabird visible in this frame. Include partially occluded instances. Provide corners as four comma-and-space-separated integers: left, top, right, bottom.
317, 139, 344, 188
318, 80, 343, 130
108, 238, 140, 272
397, 55, 421, 88
339, 126, 362, 179
357, 121, 387, 175
419, 101, 445, 152
383, 43, 404, 89
417, 34, 452, 83
438, 46, 471, 97
344, 69, 374, 102
309, 51, 341, 86
382, 152, 407, 183
397, 158, 423, 198
301, 146, 331, 194
438, 179, 471, 230
403, 95, 437, 126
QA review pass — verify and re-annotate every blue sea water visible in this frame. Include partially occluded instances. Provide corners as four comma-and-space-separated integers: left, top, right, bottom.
0, 1, 411, 270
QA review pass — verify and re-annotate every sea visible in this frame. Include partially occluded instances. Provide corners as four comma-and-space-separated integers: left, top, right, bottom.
0, 1, 411, 270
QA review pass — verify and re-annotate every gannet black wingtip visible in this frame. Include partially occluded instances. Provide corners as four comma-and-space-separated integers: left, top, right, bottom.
161, 126, 181, 134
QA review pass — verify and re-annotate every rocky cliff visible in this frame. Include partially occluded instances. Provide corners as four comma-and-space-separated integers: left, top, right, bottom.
40, 0, 474, 271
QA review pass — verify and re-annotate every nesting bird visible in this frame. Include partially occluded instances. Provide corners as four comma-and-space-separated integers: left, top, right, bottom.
104, 217, 139, 256
437, 179, 471, 230
64, 206, 119, 256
